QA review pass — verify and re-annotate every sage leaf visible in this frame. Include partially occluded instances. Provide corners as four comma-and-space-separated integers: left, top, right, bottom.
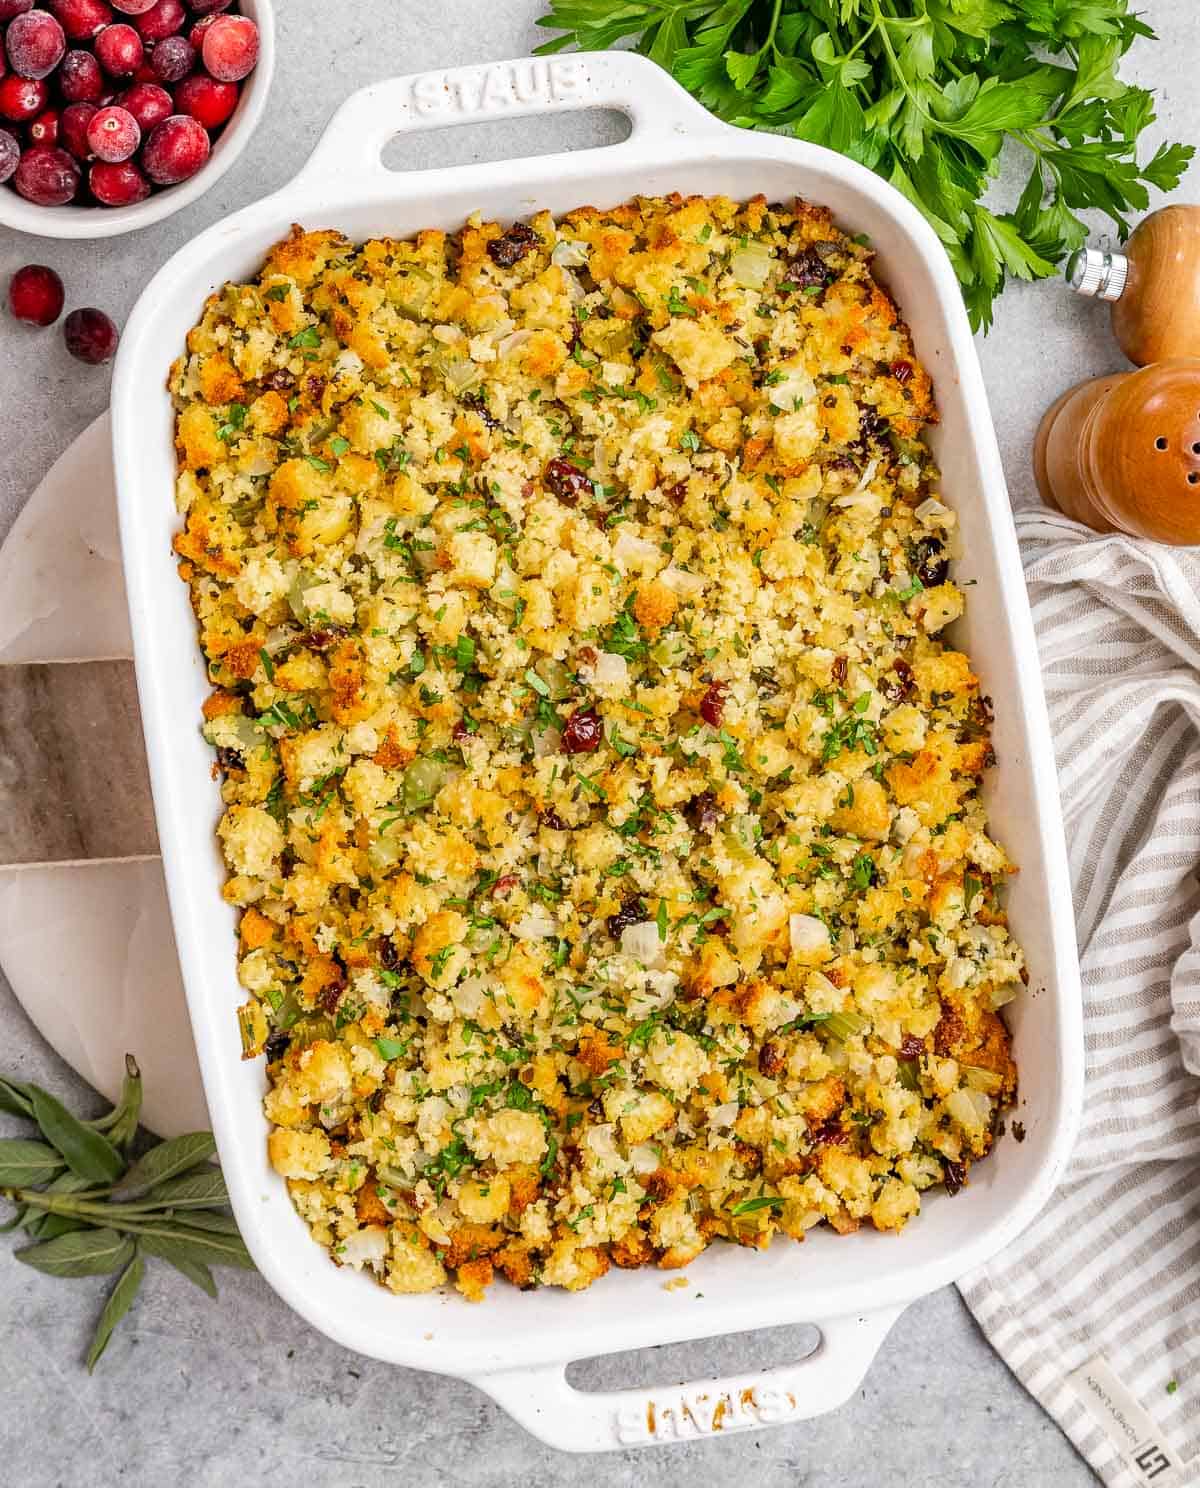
146, 1168, 228, 1209
139, 1223, 254, 1270
26, 1212, 90, 1242
115, 1133, 215, 1198
0, 1139, 65, 1187
154, 1250, 218, 1299
86, 1250, 144, 1373
0, 1077, 35, 1119
17, 1227, 134, 1278
176, 1209, 242, 1236
0, 1205, 27, 1233
30, 1088, 124, 1183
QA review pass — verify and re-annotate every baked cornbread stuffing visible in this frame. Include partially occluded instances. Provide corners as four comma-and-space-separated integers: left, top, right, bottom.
170, 193, 1024, 1302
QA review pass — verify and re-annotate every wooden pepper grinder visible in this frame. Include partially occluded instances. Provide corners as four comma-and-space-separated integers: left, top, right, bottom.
1068, 204, 1200, 365
1033, 358, 1200, 544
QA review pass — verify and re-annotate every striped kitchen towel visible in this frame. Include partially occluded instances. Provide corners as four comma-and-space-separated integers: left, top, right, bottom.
958, 507, 1200, 1487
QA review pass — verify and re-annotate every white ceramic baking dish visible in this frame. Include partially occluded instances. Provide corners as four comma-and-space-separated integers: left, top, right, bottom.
112, 53, 1083, 1453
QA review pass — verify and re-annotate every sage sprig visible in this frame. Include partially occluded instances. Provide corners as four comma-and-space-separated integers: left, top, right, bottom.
0, 1056, 253, 1371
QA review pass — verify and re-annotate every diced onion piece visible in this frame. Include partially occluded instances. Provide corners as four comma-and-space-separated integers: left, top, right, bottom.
962, 1064, 1004, 1094
946, 1086, 992, 1132
631, 1143, 660, 1174
551, 239, 590, 268
914, 496, 953, 526
708, 1100, 739, 1129
789, 913, 830, 955
730, 241, 773, 289
659, 564, 706, 598
593, 651, 629, 687
613, 528, 661, 571
621, 921, 665, 966
513, 907, 557, 941
442, 358, 480, 393
497, 329, 531, 359
988, 981, 1021, 1009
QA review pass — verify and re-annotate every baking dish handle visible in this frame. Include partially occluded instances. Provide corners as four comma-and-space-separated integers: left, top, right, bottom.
467, 1304, 904, 1453
294, 52, 721, 186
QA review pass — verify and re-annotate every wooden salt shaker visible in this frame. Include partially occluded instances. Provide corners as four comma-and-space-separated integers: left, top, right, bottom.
1033, 358, 1200, 544
1068, 204, 1200, 365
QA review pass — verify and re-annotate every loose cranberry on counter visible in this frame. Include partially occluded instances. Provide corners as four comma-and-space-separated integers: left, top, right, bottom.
0, 0, 35, 17
7, 262, 64, 323
0, 127, 18, 181
58, 46, 104, 99
28, 107, 59, 143
117, 77, 168, 129
86, 102, 138, 159
89, 154, 146, 202
63, 305, 118, 362
0, 72, 49, 119
59, 98, 96, 155
560, 706, 603, 755
48, 0, 111, 40
6, 10, 67, 78
13, 142, 79, 202
199, 11, 254, 80
131, 0, 183, 38
699, 681, 727, 727
173, 69, 234, 127
148, 31, 192, 80
141, 109, 206, 182
93, 21, 142, 74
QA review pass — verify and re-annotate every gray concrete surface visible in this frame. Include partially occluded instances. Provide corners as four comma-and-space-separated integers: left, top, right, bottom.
3, 1, 1197, 1482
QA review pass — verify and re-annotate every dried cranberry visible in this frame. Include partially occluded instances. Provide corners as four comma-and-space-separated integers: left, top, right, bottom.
689, 790, 720, 832
783, 246, 835, 291
854, 405, 887, 449
898, 1034, 924, 1062
943, 1160, 967, 1197
831, 655, 848, 687
494, 873, 519, 895
379, 937, 401, 972
305, 373, 325, 402
561, 706, 602, 755
812, 1117, 848, 1146
544, 456, 591, 506
487, 220, 538, 268
306, 625, 346, 652
879, 658, 914, 703
317, 973, 347, 1015
261, 367, 293, 392
699, 681, 726, 727
758, 1041, 785, 1077
607, 896, 644, 940
213, 744, 243, 773
891, 359, 913, 385
263, 1029, 291, 1063
540, 807, 567, 830
461, 390, 499, 430
664, 480, 687, 507
912, 535, 949, 588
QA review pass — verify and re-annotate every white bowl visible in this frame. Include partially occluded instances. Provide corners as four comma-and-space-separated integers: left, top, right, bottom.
0, 0, 273, 239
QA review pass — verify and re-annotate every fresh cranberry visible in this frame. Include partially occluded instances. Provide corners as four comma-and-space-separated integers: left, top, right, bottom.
130, 58, 155, 80
185, 0, 230, 11
0, 0, 35, 17
58, 46, 104, 100
86, 102, 137, 159
63, 305, 118, 362
93, 21, 142, 73
148, 31, 191, 80
132, 0, 183, 38
544, 456, 591, 505
173, 69, 234, 127
141, 109, 206, 181
109, 0, 156, 11
699, 681, 727, 727
47, 0, 111, 39
0, 73, 48, 119
0, 128, 18, 181
59, 98, 96, 155
13, 143, 80, 203
185, 10, 215, 43
6, 11, 67, 78
561, 706, 603, 754
27, 106, 58, 142
199, 12, 255, 81
117, 78, 168, 129
8, 262, 64, 324
89, 155, 146, 203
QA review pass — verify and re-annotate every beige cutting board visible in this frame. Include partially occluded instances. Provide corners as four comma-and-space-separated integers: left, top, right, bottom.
0, 413, 208, 1134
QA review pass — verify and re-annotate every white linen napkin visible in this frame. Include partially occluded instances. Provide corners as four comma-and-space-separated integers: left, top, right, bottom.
958, 507, 1200, 1487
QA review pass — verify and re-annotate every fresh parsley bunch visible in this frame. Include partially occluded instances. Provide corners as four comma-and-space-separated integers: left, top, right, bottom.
536, 0, 1193, 329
